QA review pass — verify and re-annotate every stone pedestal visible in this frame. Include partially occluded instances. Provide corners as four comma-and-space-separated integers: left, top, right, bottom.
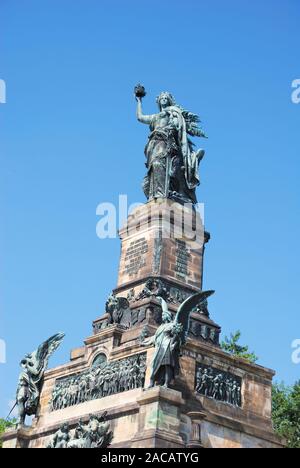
116, 199, 207, 295
2, 200, 285, 449
93, 199, 221, 350
2, 319, 285, 449
131, 387, 185, 448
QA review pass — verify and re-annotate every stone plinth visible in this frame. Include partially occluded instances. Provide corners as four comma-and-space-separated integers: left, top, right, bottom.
117, 199, 207, 295
2, 198, 285, 449
2, 324, 285, 449
131, 387, 185, 448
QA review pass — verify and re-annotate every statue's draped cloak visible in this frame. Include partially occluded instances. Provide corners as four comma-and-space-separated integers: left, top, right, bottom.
17, 370, 40, 414
17, 355, 50, 414
146, 322, 180, 382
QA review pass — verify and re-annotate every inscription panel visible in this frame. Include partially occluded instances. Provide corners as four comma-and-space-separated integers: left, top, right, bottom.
124, 237, 149, 276
175, 240, 191, 279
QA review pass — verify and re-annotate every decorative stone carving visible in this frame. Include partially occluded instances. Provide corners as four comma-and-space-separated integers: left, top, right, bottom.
131, 307, 147, 326
188, 320, 220, 345
195, 364, 242, 407
139, 326, 150, 343
50, 353, 147, 411
93, 318, 109, 332
208, 328, 220, 345
168, 286, 190, 304
105, 293, 130, 327
122, 278, 212, 310
195, 298, 210, 317
135, 278, 169, 301
131, 278, 195, 306
126, 288, 136, 302
92, 353, 107, 368
93, 305, 149, 334
47, 413, 113, 448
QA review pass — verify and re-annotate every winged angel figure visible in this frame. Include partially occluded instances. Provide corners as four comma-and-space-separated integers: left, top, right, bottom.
141, 291, 214, 388
15, 333, 65, 426
135, 85, 207, 204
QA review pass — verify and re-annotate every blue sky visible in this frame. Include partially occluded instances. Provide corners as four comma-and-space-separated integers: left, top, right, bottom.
0, 0, 299, 417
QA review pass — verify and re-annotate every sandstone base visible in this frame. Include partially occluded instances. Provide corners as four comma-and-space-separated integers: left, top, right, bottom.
2, 201, 285, 449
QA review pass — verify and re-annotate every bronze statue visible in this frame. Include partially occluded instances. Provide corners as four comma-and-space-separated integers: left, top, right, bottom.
141, 291, 214, 388
47, 423, 70, 448
105, 293, 130, 326
47, 413, 113, 449
135, 84, 207, 204
15, 333, 65, 426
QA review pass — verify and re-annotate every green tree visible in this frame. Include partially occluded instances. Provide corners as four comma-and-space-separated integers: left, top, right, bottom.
0, 418, 16, 448
272, 381, 300, 448
221, 330, 258, 363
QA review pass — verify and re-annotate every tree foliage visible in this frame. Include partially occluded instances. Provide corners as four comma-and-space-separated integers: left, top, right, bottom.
221, 330, 258, 363
272, 381, 300, 448
0, 418, 16, 448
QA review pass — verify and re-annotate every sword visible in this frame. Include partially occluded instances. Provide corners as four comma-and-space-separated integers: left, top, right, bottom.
6, 401, 17, 420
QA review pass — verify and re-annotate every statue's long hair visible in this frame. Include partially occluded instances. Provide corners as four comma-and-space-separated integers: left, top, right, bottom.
156, 91, 207, 140
156, 92, 176, 111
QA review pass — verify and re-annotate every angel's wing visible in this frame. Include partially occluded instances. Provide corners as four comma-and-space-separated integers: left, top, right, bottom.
157, 296, 170, 317
175, 291, 215, 343
182, 110, 207, 138
30, 333, 65, 381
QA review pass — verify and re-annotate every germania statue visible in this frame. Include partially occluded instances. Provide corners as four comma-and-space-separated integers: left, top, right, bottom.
15, 333, 65, 426
141, 291, 214, 388
135, 84, 207, 204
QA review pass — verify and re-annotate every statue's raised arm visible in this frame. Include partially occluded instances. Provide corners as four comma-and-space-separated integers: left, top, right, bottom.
135, 84, 155, 125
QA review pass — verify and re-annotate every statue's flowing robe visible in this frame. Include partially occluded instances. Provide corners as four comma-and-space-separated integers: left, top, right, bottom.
143, 106, 200, 203
144, 126, 177, 199
17, 370, 40, 414
17, 353, 51, 415
145, 322, 180, 383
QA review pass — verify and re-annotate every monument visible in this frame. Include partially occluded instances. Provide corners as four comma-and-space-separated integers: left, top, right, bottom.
2, 86, 284, 449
